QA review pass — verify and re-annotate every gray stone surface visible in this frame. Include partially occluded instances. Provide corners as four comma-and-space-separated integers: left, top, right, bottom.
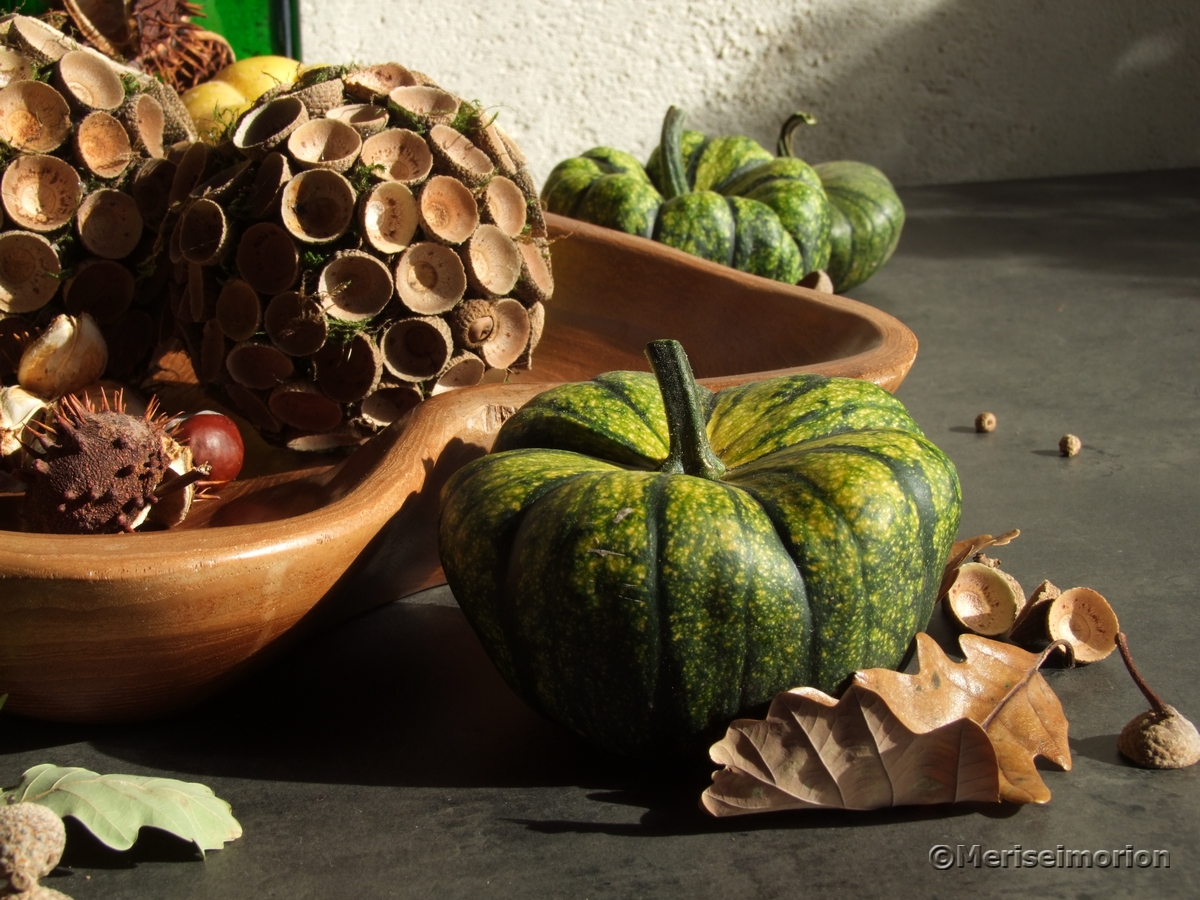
2, 169, 1198, 898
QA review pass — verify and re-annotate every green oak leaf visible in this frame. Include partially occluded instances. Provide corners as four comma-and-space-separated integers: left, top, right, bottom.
1, 764, 242, 855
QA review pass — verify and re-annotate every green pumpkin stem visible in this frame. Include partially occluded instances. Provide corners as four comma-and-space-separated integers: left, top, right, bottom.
776, 111, 818, 158
646, 339, 726, 481
659, 106, 691, 201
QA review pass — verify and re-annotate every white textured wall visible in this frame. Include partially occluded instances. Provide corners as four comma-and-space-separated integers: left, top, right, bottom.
300, 0, 1200, 188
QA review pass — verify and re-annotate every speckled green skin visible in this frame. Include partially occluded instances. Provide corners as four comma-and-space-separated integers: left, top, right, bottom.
815, 160, 906, 292
439, 370, 961, 758
541, 148, 662, 238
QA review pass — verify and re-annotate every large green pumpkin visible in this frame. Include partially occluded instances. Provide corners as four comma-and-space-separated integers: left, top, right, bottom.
541, 108, 831, 282
438, 341, 961, 758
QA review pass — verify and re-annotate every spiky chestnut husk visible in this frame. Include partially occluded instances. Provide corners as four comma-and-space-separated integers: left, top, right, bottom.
21, 392, 172, 535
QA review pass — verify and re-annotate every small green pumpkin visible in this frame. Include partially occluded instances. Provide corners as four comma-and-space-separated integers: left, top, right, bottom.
777, 114, 906, 292
438, 340, 961, 758
541, 108, 831, 283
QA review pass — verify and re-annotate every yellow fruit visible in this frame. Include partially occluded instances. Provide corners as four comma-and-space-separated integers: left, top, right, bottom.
211, 56, 301, 102
182, 80, 250, 141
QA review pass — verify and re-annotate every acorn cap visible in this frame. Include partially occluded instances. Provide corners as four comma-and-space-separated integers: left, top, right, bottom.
359, 181, 419, 254
268, 380, 343, 432
237, 221, 300, 295
63, 258, 134, 324
473, 120, 518, 175
76, 188, 143, 260
428, 123, 494, 187
226, 340, 296, 391
289, 77, 345, 117
0, 47, 33, 87
168, 140, 210, 205
514, 237, 555, 305
428, 349, 485, 394
54, 48, 124, 112
326, 102, 389, 137
7, 15, 77, 67
177, 196, 228, 265
381, 315, 454, 382
318, 250, 394, 322
481, 175, 528, 237
186, 261, 217, 323
62, 0, 136, 56
215, 278, 262, 342
512, 300, 545, 371
388, 85, 459, 127
129, 157, 176, 230
233, 96, 309, 160
359, 382, 423, 427
0, 231, 61, 313
198, 318, 227, 383
283, 423, 373, 452
118, 91, 165, 158
223, 382, 281, 432
314, 331, 383, 402
461, 224, 522, 297
286, 117, 363, 173
394, 242, 466, 314
280, 168, 356, 244
343, 63, 416, 101
944, 560, 1023, 637
247, 151, 292, 219
1046, 587, 1119, 663
418, 174, 479, 244
359, 128, 434, 185
264, 290, 327, 356
1, 154, 82, 233
73, 110, 133, 179
191, 159, 255, 203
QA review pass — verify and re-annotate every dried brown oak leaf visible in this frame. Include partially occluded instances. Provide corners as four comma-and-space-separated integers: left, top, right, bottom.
702, 633, 1071, 816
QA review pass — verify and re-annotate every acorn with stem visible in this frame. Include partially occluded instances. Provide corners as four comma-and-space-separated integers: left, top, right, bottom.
1115, 633, 1200, 769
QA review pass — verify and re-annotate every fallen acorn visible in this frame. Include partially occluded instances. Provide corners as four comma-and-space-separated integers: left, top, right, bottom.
975, 411, 997, 433
1115, 633, 1200, 769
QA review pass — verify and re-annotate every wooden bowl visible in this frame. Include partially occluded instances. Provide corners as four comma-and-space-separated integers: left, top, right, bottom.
0, 213, 916, 723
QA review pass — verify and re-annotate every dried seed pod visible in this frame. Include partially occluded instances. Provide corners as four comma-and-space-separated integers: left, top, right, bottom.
129, 156, 176, 229
76, 188, 143, 260
0, 231, 62, 314
0, 800, 66, 893
0, 47, 33, 88
54, 48, 124, 112
461, 224, 522, 297
6, 15, 76, 68
237, 221, 300, 295
17, 312, 107, 400
1115, 633, 1200, 769
975, 411, 997, 433
1045, 586, 1119, 663
1, 154, 82, 233
118, 91, 166, 158
359, 381, 422, 427
1060, 433, 1082, 457
268, 379, 343, 432
232, 95, 309, 160
215, 279, 262, 342
428, 123, 494, 187
428, 349, 485, 394
388, 85, 459, 127
314, 331, 383, 402
225, 340, 296, 390
512, 300, 545, 371
145, 435, 199, 530
381, 315, 454, 382
246, 151, 292, 219
73, 110, 133, 178
63, 259, 134, 324
318, 250, 394, 322
326, 102, 389, 137
514, 237, 555, 305
394, 242, 466, 314
944, 560, 1022, 637
264, 290, 327, 356
480, 175, 528, 237
359, 128, 433, 185
344, 63, 416, 100
280, 168, 356, 244
418, 174, 478, 244
0, 383, 46, 460
289, 77, 345, 117
360, 181, 419, 254
286, 117, 363, 173
176, 196, 228, 265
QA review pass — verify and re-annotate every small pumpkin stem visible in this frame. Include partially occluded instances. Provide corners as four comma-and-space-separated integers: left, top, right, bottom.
659, 106, 691, 201
776, 111, 818, 159
645, 339, 725, 481
1116, 632, 1167, 714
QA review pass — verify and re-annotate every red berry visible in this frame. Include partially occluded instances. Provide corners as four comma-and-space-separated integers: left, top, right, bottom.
175, 411, 245, 482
